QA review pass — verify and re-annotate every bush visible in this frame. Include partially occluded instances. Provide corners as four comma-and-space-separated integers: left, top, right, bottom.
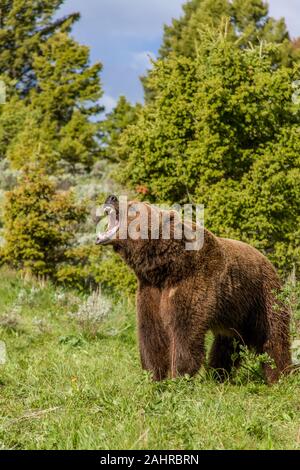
69, 289, 112, 338
56, 245, 137, 296
1, 166, 137, 296
2, 167, 86, 277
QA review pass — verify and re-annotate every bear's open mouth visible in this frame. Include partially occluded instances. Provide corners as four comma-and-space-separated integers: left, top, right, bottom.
96, 205, 119, 245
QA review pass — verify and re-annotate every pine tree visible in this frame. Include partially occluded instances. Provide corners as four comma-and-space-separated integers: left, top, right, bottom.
159, 0, 291, 60
0, 0, 80, 95
143, 0, 297, 101
0, 1, 103, 170
2, 166, 87, 277
101, 96, 141, 163
159, 0, 204, 59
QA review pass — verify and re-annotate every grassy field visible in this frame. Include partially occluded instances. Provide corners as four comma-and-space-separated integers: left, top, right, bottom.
0, 267, 300, 450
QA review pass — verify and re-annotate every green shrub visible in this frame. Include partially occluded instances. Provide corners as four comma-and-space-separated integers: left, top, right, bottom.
2, 167, 86, 277
1, 166, 136, 295
56, 245, 137, 296
92, 249, 137, 295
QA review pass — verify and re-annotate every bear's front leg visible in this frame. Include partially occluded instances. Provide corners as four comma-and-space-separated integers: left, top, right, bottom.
169, 329, 206, 378
137, 285, 170, 381
166, 285, 208, 379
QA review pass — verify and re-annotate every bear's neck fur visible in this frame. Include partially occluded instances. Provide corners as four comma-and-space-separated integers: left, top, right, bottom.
114, 229, 223, 287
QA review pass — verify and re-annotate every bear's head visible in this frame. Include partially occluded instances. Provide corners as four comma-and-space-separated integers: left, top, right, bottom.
95, 195, 203, 282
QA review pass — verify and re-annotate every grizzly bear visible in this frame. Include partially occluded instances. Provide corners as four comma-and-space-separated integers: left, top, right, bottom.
96, 195, 291, 384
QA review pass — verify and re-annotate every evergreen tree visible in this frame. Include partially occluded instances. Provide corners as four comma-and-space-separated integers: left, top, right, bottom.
158, 0, 204, 59
143, 0, 298, 101
159, 0, 291, 60
0, 0, 79, 95
0, 91, 26, 160
101, 96, 141, 163
2, 166, 87, 277
0, 1, 103, 170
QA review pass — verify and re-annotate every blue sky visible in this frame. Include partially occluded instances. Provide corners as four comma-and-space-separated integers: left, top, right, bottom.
59, 0, 300, 112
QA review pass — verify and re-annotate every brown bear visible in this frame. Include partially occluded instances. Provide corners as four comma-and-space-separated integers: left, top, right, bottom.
96, 195, 291, 384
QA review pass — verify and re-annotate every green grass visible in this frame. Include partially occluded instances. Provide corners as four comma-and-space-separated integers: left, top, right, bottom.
0, 267, 300, 450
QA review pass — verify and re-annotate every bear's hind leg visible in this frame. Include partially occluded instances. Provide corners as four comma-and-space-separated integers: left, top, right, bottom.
208, 335, 240, 381
261, 326, 291, 384
260, 286, 291, 384
261, 339, 289, 384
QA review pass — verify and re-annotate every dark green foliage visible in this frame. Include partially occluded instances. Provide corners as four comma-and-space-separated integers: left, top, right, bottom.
0, 1, 103, 170
91, 249, 137, 295
0, 93, 26, 160
159, 0, 294, 61
0, 0, 79, 95
142, 0, 299, 101
1, 0, 299, 292
101, 96, 141, 164
116, 33, 300, 273
2, 167, 87, 276
56, 245, 137, 295
1, 167, 137, 294
203, 126, 300, 272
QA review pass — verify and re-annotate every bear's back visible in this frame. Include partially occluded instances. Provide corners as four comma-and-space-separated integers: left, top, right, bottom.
214, 236, 281, 304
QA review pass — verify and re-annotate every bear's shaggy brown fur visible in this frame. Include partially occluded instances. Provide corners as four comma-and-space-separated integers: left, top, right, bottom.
97, 196, 291, 384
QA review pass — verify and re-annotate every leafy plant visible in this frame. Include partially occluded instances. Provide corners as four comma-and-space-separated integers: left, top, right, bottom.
70, 289, 111, 338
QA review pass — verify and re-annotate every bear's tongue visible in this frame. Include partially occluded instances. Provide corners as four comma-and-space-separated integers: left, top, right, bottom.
97, 215, 110, 234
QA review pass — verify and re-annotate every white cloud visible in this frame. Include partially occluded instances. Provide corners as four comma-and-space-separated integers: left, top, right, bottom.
100, 94, 117, 113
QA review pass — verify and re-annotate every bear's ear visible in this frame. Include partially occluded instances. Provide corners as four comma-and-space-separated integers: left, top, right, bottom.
166, 210, 184, 240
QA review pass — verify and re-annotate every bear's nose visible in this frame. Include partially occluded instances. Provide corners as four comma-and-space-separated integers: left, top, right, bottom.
105, 195, 118, 206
